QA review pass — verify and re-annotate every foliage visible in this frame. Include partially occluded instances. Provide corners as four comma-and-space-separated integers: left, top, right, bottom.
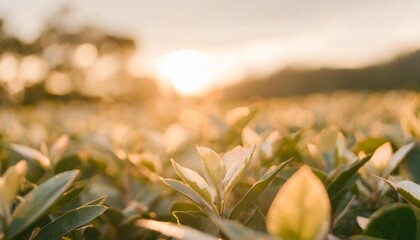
1, 92, 420, 239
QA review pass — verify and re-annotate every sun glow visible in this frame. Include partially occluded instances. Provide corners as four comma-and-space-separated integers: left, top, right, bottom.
155, 49, 214, 96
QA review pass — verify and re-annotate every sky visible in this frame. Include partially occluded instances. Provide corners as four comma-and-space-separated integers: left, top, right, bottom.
1, 0, 420, 95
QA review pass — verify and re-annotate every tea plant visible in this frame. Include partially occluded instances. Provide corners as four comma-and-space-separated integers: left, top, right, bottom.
1, 92, 420, 239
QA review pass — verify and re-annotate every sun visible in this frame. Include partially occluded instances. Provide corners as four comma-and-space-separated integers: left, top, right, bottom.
154, 49, 213, 96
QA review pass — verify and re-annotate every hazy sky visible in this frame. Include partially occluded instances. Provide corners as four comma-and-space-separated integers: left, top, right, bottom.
1, 0, 420, 94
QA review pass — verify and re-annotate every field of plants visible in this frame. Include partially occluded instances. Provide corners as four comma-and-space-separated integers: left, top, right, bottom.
1, 91, 420, 240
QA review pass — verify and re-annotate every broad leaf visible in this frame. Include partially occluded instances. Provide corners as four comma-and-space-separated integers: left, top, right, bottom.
226, 107, 257, 130
244, 208, 267, 233
267, 165, 330, 240
10, 144, 50, 169
363, 203, 416, 240
223, 144, 255, 197
364, 142, 392, 176
229, 159, 291, 219
197, 146, 225, 188
382, 142, 415, 177
161, 178, 214, 213
382, 179, 420, 209
171, 201, 202, 213
7, 170, 79, 239
327, 154, 372, 211
136, 219, 218, 240
260, 131, 281, 159
33, 205, 107, 240
356, 216, 369, 230
214, 218, 274, 240
1, 161, 27, 214
83, 195, 108, 206
171, 159, 216, 206
172, 211, 218, 236
50, 134, 69, 165
54, 181, 88, 207
242, 128, 261, 148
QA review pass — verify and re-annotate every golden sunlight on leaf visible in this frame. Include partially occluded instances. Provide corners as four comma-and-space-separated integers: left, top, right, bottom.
2, 160, 27, 200
364, 142, 393, 177
11, 144, 50, 168
0, 161, 27, 223
357, 216, 369, 230
136, 219, 219, 240
197, 146, 226, 187
50, 134, 69, 164
226, 107, 250, 126
267, 165, 331, 240
222, 145, 255, 194
242, 128, 261, 148
171, 159, 217, 207
382, 179, 420, 209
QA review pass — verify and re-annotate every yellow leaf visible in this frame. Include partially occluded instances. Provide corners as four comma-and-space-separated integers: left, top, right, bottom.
2, 161, 28, 206
365, 142, 392, 176
267, 165, 331, 240
0, 161, 27, 223
197, 146, 225, 185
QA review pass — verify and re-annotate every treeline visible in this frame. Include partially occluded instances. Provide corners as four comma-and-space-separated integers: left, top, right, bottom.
0, 16, 158, 105
222, 49, 420, 101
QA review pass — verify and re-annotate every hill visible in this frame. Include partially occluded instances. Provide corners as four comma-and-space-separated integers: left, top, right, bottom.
222, 50, 420, 101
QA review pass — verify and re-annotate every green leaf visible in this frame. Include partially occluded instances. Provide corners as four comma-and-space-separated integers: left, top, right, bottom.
10, 144, 50, 169
353, 138, 388, 154
173, 210, 204, 225
214, 218, 273, 240
382, 142, 415, 177
33, 205, 107, 240
227, 107, 258, 130
172, 211, 218, 235
243, 208, 267, 233
382, 179, 420, 209
171, 159, 216, 207
363, 203, 416, 240
197, 146, 225, 189
49, 135, 69, 165
223, 144, 255, 197
161, 178, 214, 213
104, 207, 124, 226
54, 181, 88, 207
364, 142, 393, 177
171, 202, 202, 213
402, 143, 420, 183
267, 165, 331, 240
327, 154, 372, 211
0, 161, 27, 216
54, 155, 82, 174
329, 175, 359, 216
7, 170, 79, 239
83, 195, 108, 206
136, 219, 218, 240
229, 159, 291, 219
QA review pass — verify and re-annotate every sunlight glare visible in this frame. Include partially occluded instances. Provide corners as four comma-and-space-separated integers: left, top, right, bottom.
155, 49, 213, 96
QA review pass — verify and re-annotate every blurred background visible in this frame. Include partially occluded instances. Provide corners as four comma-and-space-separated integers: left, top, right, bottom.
1, 0, 420, 104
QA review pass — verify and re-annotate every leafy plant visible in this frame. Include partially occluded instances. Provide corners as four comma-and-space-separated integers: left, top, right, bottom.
1, 92, 420, 239
162, 145, 291, 217
0, 160, 107, 240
